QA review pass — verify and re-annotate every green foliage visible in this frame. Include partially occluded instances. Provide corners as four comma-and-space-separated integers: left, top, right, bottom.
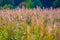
0, 28, 8, 40
25, 0, 43, 8
55, 18, 60, 22
0, 0, 60, 9
0, 4, 14, 9
25, 0, 34, 8
0, 0, 15, 9
0, 0, 14, 6
33, 0, 43, 8
44, 17, 49, 24
15, 31, 23, 40
53, 0, 60, 8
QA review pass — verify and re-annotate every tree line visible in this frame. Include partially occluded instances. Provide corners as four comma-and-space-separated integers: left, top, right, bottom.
0, 0, 60, 9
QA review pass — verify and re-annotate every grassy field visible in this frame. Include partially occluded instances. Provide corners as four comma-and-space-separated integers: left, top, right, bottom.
0, 7, 60, 40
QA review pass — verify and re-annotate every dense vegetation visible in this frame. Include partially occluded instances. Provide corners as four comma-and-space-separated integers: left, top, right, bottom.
0, 7, 60, 40
0, 0, 60, 40
0, 0, 60, 9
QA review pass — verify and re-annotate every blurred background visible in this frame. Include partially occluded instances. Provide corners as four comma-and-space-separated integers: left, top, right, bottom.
0, 0, 60, 9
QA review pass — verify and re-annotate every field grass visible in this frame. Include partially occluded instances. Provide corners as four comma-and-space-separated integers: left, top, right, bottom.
0, 7, 60, 40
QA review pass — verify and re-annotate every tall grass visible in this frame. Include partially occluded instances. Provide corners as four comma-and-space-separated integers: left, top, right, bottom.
0, 7, 60, 40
